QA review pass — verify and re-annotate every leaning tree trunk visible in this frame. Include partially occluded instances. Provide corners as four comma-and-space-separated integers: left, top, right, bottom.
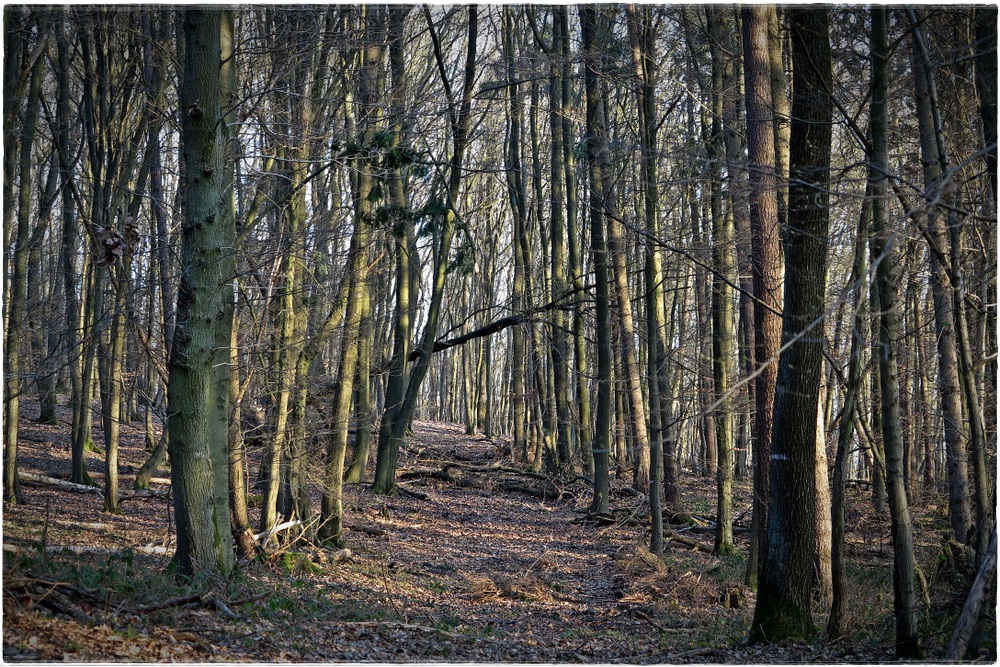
372, 7, 478, 495
750, 6, 831, 643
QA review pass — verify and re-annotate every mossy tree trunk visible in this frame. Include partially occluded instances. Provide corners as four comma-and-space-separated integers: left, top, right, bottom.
167, 8, 236, 579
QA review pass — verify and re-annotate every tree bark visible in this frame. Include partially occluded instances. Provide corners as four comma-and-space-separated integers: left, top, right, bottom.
751, 6, 831, 643
866, 11, 918, 657
167, 8, 236, 578
579, 4, 613, 516
3, 28, 44, 505
741, 4, 784, 588
908, 9, 973, 546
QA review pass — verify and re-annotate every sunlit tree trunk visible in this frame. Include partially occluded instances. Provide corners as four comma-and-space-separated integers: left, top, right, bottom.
167, 7, 236, 578
751, 6, 831, 643
707, 5, 736, 556
741, 4, 784, 588
626, 3, 664, 553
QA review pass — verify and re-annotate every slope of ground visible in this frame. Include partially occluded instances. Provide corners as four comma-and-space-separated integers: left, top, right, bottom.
2, 403, 993, 663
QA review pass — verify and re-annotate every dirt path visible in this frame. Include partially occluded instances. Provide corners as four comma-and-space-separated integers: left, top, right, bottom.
5, 414, 888, 663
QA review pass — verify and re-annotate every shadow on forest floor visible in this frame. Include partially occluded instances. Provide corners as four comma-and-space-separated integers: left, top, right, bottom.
2, 400, 993, 662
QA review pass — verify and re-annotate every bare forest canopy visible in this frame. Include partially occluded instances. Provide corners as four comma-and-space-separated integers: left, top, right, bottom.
2, 4, 996, 662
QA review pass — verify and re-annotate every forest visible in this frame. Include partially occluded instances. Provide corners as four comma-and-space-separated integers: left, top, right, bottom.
2, 3, 997, 663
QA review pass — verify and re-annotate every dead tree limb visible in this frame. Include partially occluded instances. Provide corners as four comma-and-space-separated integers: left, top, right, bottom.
946, 530, 997, 660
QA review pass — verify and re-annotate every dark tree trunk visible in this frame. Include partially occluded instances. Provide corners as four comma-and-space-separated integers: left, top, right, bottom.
751, 6, 831, 643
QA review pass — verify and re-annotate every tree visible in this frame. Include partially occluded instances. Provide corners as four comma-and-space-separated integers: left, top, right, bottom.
626, 2, 666, 554
579, 5, 613, 516
372, 6, 479, 495
3, 17, 44, 505
741, 4, 784, 587
707, 4, 736, 556
908, 9, 973, 548
870, 8, 921, 656
750, 5, 831, 642
319, 4, 381, 545
166, 8, 236, 578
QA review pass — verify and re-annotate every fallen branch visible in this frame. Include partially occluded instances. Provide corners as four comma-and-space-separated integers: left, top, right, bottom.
20, 473, 103, 496
253, 519, 303, 544
20, 473, 167, 500
229, 591, 272, 607
136, 593, 203, 614
9, 544, 175, 557
630, 608, 687, 634
664, 531, 712, 554
204, 593, 238, 620
347, 523, 386, 537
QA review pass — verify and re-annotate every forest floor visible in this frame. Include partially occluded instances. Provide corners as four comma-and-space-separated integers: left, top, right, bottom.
2, 401, 994, 663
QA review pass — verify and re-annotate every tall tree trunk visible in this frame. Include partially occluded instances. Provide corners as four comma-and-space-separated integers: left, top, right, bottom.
751, 6, 831, 642
828, 196, 872, 639
372, 7, 478, 495
3, 30, 44, 505
547, 7, 572, 470
870, 10, 921, 656
741, 4, 784, 588
908, 10, 973, 546
219, 10, 255, 559
373, 5, 414, 486
707, 5, 736, 556
626, 2, 666, 554
579, 5, 613, 516
167, 7, 236, 578
558, 5, 591, 477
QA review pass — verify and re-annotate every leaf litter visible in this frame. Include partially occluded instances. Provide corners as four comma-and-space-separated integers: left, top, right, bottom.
3, 403, 993, 662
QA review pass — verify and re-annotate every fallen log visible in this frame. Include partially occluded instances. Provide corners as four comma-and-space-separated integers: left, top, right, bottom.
254, 520, 303, 544
664, 531, 712, 553
20, 473, 102, 496
20, 473, 167, 500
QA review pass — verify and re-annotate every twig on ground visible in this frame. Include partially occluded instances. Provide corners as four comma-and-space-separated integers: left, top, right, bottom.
136, 593, 203, 614
229, 591, 272, 607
